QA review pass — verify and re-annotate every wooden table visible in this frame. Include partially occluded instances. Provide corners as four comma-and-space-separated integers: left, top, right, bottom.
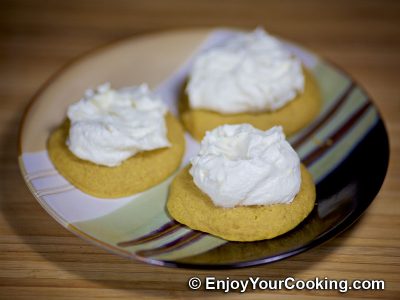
1, 0, 399, 299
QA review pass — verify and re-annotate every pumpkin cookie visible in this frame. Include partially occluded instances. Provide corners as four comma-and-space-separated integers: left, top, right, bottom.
48, 113, 185, 198
167, 164, 315, 242
180, 68, 321, 141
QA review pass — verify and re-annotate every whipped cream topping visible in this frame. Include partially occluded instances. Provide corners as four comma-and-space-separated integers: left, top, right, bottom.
190, 124, 301, 208
67, 83, 170, 167
187, 29, 304, 114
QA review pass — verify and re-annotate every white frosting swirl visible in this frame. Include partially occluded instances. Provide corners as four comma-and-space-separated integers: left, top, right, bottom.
187, 29, 304, 114
67, 83, 170, 167
190, 124, 301, 208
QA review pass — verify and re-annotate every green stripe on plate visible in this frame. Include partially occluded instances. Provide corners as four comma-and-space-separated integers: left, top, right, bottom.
309, 107, 378, 181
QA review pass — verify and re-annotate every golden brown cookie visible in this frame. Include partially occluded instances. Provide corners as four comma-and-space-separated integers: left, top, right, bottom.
167, 164, 316, 242
48, 113, 185, 198
180, 68, 321, 141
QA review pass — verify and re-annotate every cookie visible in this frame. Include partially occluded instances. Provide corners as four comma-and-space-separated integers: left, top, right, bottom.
180, 68, 321, 141
48, 113, 185, 198
167, 164, 316, 242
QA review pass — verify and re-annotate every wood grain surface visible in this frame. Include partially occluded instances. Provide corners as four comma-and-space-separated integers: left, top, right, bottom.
0, 0, 399, 299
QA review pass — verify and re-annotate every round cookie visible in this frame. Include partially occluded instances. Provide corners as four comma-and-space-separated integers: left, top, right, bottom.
180, 68, 321, 141
48, 113, 185, 198
167, 164, 316, 242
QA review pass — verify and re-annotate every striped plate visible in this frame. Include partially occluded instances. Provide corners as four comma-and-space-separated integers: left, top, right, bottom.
18, 29, 389, 269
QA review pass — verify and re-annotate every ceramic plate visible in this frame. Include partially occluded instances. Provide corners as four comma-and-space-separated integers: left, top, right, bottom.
18, 29, 389, 269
